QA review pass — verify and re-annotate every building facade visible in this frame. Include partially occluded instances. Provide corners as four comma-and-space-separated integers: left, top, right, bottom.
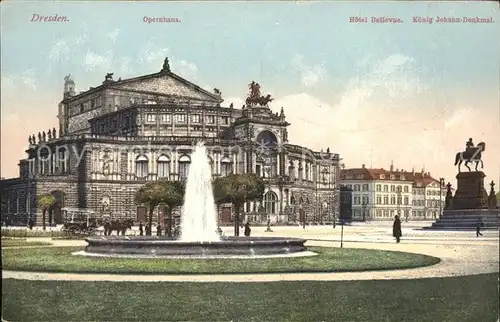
340, 164, 446, 221
0, 58, 340, 226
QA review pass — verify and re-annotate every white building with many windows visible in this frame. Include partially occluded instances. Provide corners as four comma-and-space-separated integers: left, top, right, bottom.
340, 164, 446, 221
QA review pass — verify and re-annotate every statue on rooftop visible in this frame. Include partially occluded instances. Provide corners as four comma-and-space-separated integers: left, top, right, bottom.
38, 132, 42, 143
42, 131, 46, 142
104, 73, 114, 82
161, 57, 170, 73
246, 81, 261, 106
258, 94, 274, 106
52, 128, 57, 138
47, 129, 52, 140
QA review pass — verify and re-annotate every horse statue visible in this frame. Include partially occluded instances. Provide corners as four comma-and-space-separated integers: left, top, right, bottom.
454, 142, 486, 172
103, 219, 134, 236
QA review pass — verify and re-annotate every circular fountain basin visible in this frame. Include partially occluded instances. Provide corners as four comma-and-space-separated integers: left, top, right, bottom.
82, 236, 309, 258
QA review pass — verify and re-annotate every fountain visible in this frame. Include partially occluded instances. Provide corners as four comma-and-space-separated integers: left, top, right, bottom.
82, 142, 309, 258
180, 142, 219, 242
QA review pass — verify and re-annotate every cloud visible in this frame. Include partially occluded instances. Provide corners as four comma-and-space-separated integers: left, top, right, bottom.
1, 69, 37, 91
83, 51, 114, 72
119, 57, 133, 74
108, 29, 120, 43
2, 112, 20, 123
48, 33, 89, 62
175, 59, 199, 80
291, 54, 327, 87
444, 107, 472, 129
138, 41, 169, 65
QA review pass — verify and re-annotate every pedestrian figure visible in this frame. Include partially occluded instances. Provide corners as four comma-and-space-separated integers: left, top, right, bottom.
244, 222, 251, 237
156, 223, 162, 236
28, 218, 34, 230
393, 215, 402, 243
475, 219, 484, 237
139, 222, 144, 236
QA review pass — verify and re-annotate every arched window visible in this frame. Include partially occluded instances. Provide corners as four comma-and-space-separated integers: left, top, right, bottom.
57, 147, 67, 173
135, 155, 148, 178
288, 161, 295, 179
264, 191, 279, 214
220, 156, 232, 176
102, 152, 110, 175
178, 155, 190, 180
157, 155, 170, 178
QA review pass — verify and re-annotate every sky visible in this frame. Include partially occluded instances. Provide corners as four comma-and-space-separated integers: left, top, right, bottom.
1, 1, 499, 189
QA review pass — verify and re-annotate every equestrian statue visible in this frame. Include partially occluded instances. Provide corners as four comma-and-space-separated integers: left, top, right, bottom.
454, 138, 486, 172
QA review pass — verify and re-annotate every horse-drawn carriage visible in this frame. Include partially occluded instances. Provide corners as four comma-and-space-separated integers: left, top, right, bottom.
61, 208, 99, 235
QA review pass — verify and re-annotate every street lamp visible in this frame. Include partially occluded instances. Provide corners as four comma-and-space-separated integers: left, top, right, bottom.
396, 186, 403, 221
264, 167, 273, 232
299, 197, 305, 229
362, 200, 367, 222
439, 177, 445, 219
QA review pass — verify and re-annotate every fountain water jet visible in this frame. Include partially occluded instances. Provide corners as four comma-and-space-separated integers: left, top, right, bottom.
180, 142, 219, 242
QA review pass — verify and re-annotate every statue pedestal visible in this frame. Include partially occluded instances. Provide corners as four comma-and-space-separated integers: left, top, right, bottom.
453, 172, 489, 210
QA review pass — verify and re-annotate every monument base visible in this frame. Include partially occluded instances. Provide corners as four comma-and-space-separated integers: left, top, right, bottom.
451, 171, 489, 210
426, 208, 499, 230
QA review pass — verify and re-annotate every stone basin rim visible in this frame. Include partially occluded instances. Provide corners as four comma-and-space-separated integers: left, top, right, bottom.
84, 236, 307, 246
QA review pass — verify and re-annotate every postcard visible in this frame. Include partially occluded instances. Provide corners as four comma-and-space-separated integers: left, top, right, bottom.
1, 1, 499, 322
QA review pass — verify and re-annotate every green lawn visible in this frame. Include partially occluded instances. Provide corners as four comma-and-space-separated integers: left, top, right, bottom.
2, 273, 498, 321
1, 239, 53, 247
1, 246, 440, 274
1, 229, 68, 238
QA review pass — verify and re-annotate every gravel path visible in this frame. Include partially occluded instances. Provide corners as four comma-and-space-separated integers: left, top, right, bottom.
2, 235, 498, 283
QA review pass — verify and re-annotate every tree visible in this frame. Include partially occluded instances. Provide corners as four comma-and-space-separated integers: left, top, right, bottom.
212, 176, 231, 227
36, 193, 56, 231
161, 181, 185, 237
213, 173, 265, 236
135, 181, 185, 236
135, 182, 167, 235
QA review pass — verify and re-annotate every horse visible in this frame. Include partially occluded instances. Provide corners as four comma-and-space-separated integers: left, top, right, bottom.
454, 142, 485, 172
103, 219, 134, 236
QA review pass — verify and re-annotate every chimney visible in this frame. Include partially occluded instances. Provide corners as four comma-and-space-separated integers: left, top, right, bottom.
390, 160, 394, 172
412, 168, 415, 175
362, 164, 365, 169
